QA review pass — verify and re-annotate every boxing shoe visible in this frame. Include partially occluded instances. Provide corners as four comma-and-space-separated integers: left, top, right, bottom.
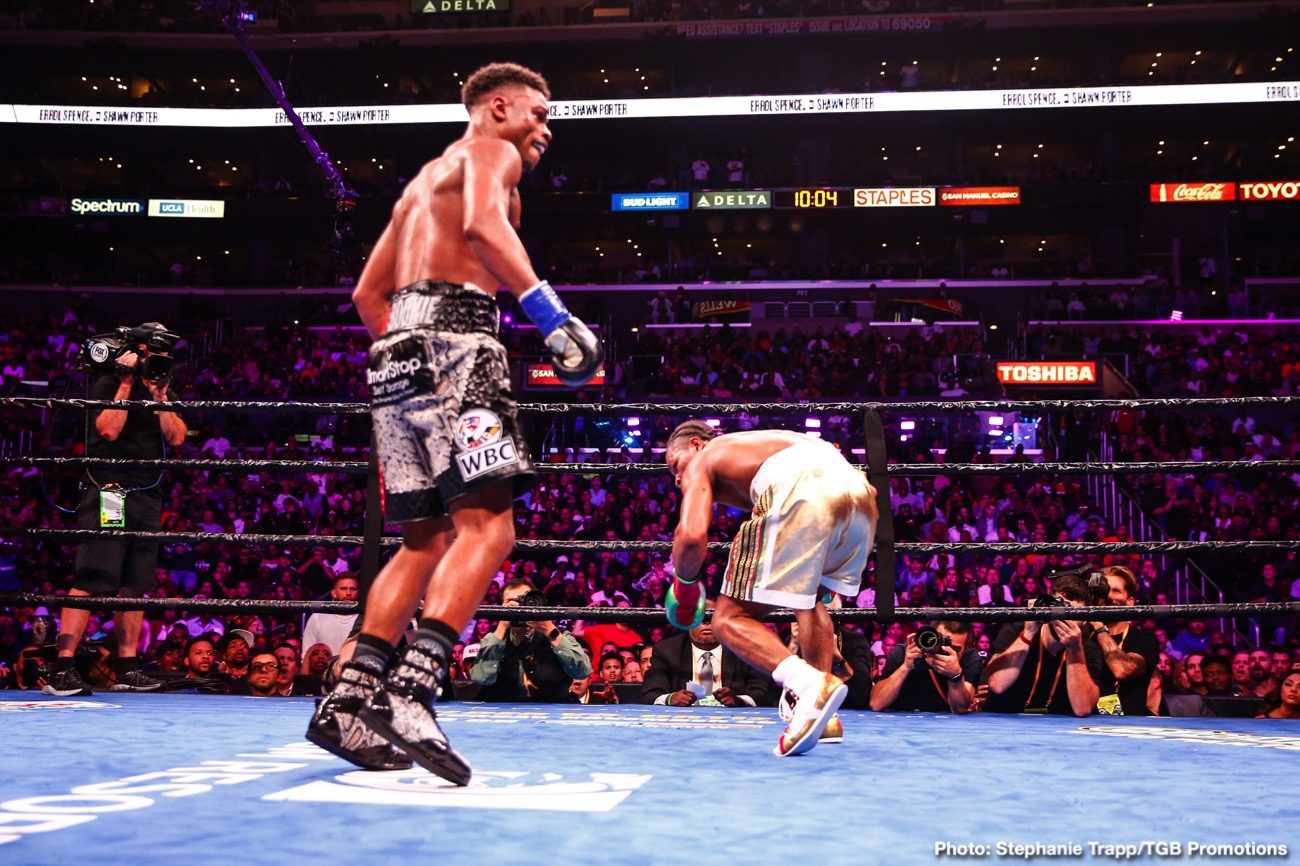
43, 666, 92, 697
774, 673, 847, 758
820, 714, 844, 744
358, 643, 471, 786
306, 662, 412, 772
110, 669, 163, 692
780, 687, 843, 744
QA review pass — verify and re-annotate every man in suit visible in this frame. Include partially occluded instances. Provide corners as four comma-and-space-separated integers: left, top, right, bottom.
641, 599, 774, 707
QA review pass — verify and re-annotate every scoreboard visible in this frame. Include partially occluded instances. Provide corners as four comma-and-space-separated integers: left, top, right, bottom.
777, 187, 1022, 208
612, 187, 1021, 211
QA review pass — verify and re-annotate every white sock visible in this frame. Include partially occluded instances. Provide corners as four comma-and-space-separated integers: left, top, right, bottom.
772, 655, 823, 698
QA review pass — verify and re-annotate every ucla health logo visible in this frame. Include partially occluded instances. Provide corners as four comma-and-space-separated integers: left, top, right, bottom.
158, 201, 186, 214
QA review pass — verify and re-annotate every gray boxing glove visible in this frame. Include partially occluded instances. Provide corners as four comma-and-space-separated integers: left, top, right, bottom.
519, 281, 604, 388
545, 317, 603, 388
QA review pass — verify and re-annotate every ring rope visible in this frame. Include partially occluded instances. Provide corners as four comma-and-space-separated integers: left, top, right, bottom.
3, 592, 1294, 625
6, 456, 1296, 477
519, 397, 1300, 414
5, 527, 1299, 555
2, 395, 1297, 415
510, 460, 1300, 476
2, 457, 369, 473
0, 397, 369, 415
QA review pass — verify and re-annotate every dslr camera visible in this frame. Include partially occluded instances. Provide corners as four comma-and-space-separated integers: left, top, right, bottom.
515, 589, 549, 608
82, 322, 181, 383
913, 625, 953, 654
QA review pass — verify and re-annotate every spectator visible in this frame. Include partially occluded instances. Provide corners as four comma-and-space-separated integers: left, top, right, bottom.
1256, 670, 1300, 719
869, 622, 981, 713
247, 651, 281, 697
182, 636, 218, 682
301, 572, 359, 657
982, 574, 1109, 716
1087, 566, 1160, 716
1200, 655, 1235, 697
641, 602, 773, 708
469, 579, 591, 702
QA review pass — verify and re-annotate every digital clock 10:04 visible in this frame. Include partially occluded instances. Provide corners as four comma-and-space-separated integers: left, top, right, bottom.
790, 188, 845, 208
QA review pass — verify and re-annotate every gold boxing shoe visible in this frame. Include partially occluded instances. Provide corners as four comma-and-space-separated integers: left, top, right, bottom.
819, 713, 843, 744
774, 673, 848, 757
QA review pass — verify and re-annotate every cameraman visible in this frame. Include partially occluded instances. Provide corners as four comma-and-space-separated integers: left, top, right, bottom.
469, 579, 591, 702
869, 621, 981, 713
1086, 565, 1160, 716
981, 572, 1110, 717
45, 322, 187, 697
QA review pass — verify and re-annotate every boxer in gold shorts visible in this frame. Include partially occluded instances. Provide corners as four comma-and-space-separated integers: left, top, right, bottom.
665, 420, 877, 756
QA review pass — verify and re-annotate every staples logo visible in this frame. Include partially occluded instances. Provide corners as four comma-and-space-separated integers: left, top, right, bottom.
1149, 182, 1236, 203
854, 187, 935, 207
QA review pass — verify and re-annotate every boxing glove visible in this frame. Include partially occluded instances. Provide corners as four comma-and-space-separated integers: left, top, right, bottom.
665, 574, 707, 632
519, 281, 604, 388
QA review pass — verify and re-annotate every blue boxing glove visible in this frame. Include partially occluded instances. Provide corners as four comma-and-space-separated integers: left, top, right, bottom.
665, 569, 707, 632
518, 281, 603, 388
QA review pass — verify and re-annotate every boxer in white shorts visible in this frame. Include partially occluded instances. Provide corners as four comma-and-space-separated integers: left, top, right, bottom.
665, 420, 877, 757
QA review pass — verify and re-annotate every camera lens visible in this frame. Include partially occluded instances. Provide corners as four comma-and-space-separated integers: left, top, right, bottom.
516, 589, 547, 608
914, 625, 942, 653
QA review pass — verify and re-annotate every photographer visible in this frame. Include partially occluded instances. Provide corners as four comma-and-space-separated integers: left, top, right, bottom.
469, 579, 591, 702
981, 572, 1111, 717
1086, 565, 1160, 715
45, 322, 187, 697
869, 621, 981, 713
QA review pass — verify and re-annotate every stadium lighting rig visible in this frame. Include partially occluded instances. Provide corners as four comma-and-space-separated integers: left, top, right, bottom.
195, 0, 357, 216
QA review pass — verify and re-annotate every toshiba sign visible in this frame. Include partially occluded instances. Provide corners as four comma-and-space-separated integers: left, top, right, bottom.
526, 364, 606, 388
996, 361, 1097, 385
1239, 181, 1300, 201
1149, 182, 1236, 203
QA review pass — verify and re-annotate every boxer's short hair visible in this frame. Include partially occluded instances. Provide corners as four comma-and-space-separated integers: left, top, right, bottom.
461, 62, 550, 108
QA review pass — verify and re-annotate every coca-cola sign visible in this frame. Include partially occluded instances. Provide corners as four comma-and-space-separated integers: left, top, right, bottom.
1149, 182, 1237, 203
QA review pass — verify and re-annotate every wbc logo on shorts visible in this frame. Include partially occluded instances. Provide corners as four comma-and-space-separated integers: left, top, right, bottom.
455, 408, 503, 451
454, 408, 518, 481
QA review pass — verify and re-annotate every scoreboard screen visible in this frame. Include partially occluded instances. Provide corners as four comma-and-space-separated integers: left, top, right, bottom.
773, 187, 948, 208
613, 186, 1021, 211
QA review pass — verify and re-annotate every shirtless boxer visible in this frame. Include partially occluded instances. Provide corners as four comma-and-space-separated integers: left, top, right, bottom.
306, 62, 601, 785
665, 420, 877, 756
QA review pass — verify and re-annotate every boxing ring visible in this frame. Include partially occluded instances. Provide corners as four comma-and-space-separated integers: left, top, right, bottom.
2, 394, 1300, 862
3, 693, 1298, 864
